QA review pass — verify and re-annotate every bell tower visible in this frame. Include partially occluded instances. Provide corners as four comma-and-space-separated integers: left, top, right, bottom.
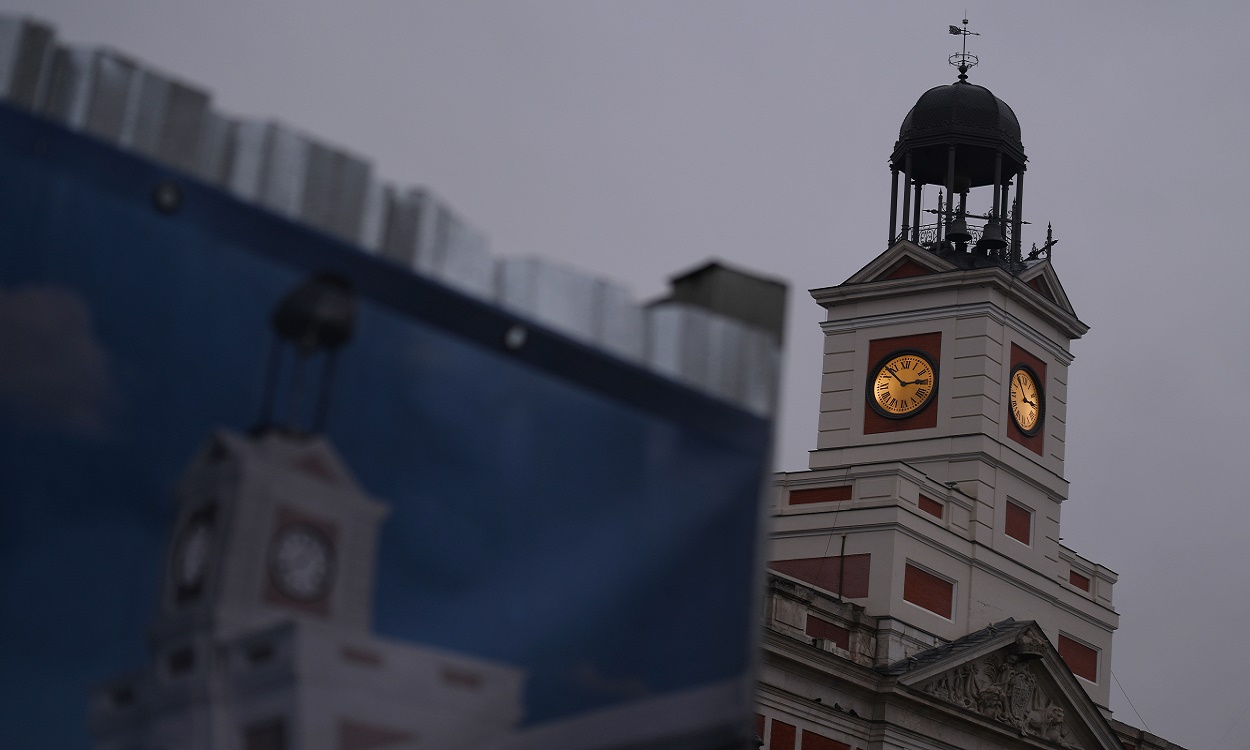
769, 30, 1119, 713
90, 273, 525, 750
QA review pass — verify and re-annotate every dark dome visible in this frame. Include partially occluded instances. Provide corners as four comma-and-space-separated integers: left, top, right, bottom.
891, 81, 1026, 188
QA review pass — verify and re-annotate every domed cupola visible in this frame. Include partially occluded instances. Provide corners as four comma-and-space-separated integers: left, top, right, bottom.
894, 81, 1024, 186
887, 21, 1032, 268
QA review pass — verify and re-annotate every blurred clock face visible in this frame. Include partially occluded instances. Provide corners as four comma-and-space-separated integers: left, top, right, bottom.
176, 520, 211, 589
269, 523, 334, 601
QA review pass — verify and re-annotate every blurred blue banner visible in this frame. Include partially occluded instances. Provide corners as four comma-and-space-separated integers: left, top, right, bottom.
0, 105, 771, 749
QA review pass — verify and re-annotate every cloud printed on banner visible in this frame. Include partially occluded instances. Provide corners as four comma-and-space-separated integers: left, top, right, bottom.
0, 285, 120, 438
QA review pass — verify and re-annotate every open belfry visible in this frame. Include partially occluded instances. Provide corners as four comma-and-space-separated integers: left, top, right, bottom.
757, 23, 1185, 750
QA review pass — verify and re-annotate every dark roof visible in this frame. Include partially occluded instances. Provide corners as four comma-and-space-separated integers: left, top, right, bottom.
878, 618, 1031, 676
891, 81, 1027, 187
899, 82, 1022, 151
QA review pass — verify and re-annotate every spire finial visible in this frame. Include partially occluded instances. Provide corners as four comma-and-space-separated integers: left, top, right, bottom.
948, 16, 980, 82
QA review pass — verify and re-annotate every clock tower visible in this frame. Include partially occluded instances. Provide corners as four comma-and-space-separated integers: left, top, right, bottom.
768, 55, 1118, 713
89, 275, 525, 750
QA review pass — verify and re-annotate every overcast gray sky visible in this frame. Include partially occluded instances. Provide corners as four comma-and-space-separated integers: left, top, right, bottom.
6, 2, 1246, 746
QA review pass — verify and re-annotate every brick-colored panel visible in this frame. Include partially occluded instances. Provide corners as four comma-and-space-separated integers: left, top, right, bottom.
789, 486, 851, 505
1005, 500, 1032, 545
1008, 343, 1046, 455
769, 554, 871, 598
903, 563, 953, 619
1027, 276, 1056, 302
802, 730, 851, 750
1059, 634, 1098, 682
864, 332, 942, 435
918, 493, 943, 519
805, 615, 851, 650
881, 258, 934, 280
770, 719, 797, 750
1069, 570, 1091, 592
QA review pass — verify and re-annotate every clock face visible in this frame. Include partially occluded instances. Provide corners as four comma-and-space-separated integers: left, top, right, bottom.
869, 351, 937, 418
1009, 365, 1044, 435
269, 523, 335, 602
174, 517, 211, 593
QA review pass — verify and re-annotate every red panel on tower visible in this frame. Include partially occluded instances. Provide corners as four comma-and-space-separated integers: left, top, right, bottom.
770, 720, 797, 750
805, 615, 850, 650
769, 554, 871, 599
1069, 570, 1091, 592
801, 730, 851, 750
1005, 500, 1032, 545
801, 731, 851, 750
918, 494, 943, 519
1058, 634, 1099, 683
903, 563, 953, 619
789, 486, 851, 505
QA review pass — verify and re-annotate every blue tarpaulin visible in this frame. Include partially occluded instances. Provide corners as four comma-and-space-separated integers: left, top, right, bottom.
0, 104, 770, 749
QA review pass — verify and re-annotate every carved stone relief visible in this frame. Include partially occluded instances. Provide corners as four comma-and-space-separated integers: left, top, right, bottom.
918, 649, 1077, 747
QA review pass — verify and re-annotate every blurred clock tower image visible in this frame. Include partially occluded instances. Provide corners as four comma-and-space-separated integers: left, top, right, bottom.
88, 275, 525, 750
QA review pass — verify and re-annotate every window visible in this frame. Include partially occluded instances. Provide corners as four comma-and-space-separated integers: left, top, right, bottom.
769, 720, 796, 750
769, 554, 871, 598
903, 563, 954, 619
1005, 500, 1032, 545
805, 615, 850, 650
789, 486, 851, 505
1058, 633, 1099, 683
918, 493, 943, 519
801, 731, 851, 750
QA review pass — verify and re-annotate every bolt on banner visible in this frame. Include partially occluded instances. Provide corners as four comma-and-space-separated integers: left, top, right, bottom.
0, 104, 772, 750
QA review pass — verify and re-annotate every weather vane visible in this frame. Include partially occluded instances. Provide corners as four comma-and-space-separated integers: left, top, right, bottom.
948, 16, 980, 81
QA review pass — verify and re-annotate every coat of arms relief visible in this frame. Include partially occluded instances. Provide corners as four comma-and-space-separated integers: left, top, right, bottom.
917, 634, 1078, 748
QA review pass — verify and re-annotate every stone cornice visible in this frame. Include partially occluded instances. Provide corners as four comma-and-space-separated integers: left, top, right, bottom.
772, 512, 1120, 628
812, 265, 1089, 342
775, 460, 977, 514
817, 300, 1078, 366
805, 442, 1072, 501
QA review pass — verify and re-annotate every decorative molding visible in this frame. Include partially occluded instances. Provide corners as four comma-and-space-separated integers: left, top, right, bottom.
813, 264, 1088, 341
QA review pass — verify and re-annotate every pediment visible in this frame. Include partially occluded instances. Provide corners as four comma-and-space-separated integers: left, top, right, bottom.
842, 240, 957, 285
1016, 260, 1077, 317
890, 622, 1123, 750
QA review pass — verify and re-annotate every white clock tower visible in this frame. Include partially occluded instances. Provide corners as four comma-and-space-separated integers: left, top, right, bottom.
768, 59, 1118, 714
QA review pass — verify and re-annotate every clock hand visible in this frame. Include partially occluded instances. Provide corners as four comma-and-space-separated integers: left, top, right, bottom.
885, 366, 907, 385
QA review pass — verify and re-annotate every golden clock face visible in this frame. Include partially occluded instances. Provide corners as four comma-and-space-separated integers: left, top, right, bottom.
1009, 365, 1043, 435
869, 351, 937, 418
